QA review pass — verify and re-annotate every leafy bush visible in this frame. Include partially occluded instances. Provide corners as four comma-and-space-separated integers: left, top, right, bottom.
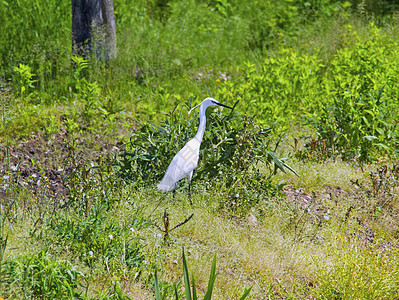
117, 101, 296, 212
326, 23, 399, 102
305, 86, 398, 162
216, 48, 325, 128
119, 104, 294, 180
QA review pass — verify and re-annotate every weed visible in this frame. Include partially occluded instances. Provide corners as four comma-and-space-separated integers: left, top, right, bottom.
44, 202, 150, 272
12, 63, 37, 98
154, 248, 252, 299
154, 208, 194, 244
2, 250, 85, 299
304, 86, 398, 162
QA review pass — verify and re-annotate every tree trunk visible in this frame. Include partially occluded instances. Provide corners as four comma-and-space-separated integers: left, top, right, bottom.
100, 0, 116, 59
72, 0, 116, 59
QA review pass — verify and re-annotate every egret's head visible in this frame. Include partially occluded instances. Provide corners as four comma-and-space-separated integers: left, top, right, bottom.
189, 97, 233, 115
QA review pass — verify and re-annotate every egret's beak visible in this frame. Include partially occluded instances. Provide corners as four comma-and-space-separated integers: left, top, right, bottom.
212, 101, 233, 109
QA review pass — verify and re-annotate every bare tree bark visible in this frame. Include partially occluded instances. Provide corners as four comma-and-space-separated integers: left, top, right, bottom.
72, 0, 116, 59
100, 0, 116, 59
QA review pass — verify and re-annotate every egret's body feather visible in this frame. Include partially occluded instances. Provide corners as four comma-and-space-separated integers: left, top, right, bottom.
157, 137, 200, 191
157, 97, 233, 198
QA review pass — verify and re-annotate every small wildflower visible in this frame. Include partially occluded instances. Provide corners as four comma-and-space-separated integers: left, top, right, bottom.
10, 166, 18, 172
32, 173, 38, 178
219, 171, 223, 175
235, 193, 239, 198
89, 250, 94, 256
216, 79, 220, 83
130, 227, 135, 233
2, 175, 9, 180
173, 260, 178, 264
3, 184, 9, 190
154, 233, 162, 239
109, 234, 113, 239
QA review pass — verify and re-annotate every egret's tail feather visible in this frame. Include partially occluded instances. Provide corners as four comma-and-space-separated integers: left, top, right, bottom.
157, 182, 174, 192
157, 177, 176, 192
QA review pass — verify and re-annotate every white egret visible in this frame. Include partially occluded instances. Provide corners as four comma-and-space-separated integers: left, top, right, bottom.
157, 97, 233, 199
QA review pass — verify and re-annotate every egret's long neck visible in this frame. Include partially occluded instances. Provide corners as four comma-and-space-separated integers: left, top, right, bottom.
194, 105, 207, 142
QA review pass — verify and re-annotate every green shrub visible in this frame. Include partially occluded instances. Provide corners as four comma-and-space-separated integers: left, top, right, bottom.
12, 63, 37, 98
305, 86, 398, 162
117, 100, 297, 213
326, 23, 399, 103
216, 48, 324, 128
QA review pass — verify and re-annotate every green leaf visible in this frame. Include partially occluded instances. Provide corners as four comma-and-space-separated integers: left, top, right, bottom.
361, 116, 370, 127
204, 253, 217, 300
363, 136, 378, 141
375, 143, 390, 150
154, 270, 161, 300
239, 286, 253, 300
174, 284, 179, 299
182, 248, 192, 300
267, 151, 299, 177
192, 276, 197, 300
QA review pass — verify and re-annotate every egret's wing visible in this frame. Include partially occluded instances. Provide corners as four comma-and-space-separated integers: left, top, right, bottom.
157, 139, 200, 191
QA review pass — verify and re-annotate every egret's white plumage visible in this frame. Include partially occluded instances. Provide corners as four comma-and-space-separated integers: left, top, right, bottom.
157, 97, 232, 195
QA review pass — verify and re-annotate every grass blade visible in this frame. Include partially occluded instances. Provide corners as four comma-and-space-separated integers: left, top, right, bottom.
205, 85, 213, 97
174, 284, 179, 300
182, 248, 192, 300
192, 276, 197, 300
154, 270, 161, 300
203, 253, 217, 300
239, 286, 253, 300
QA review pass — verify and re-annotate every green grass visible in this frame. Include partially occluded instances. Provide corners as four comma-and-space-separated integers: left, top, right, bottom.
1, 0, 399, 299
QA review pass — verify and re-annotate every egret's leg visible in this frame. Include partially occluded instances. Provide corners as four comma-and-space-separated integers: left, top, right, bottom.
188, 181, 193, 205
173, 189, 176, 200
188, 172, 193, 205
